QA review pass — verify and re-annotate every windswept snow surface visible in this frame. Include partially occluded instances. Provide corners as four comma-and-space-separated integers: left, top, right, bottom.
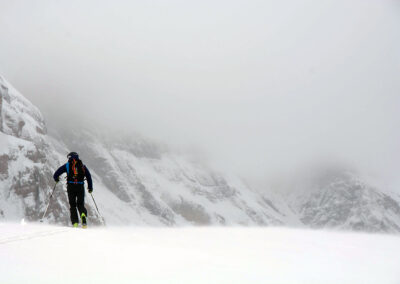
1, 223, 399, 284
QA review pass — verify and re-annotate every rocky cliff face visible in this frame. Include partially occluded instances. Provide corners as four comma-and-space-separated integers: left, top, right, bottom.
0, 75, 283, 226
0, 76, 70, 224
52, 128, 284, 226
285, 170, 400, 233
1, 75, 400, 233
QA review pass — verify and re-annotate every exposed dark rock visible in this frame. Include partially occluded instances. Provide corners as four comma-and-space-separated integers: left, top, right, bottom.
0, 154, 9, 179
170, 198, 211, 225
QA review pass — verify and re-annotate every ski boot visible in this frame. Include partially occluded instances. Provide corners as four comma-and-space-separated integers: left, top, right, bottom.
73, 223, 79, 228
81, 213, 87, 229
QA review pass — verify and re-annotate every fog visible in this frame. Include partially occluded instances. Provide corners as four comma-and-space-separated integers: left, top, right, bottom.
0, 0, 399, 189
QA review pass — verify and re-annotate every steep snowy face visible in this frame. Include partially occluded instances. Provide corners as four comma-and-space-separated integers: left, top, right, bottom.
288, 170, 400, 233
53, 129, 284, 226
1, 75, 400, 232
0, 76, 70, 224
0, 75, 282, 227
0, 76, 46, 140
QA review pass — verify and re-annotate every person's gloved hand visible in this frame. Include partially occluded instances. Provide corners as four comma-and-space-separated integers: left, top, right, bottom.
54, 177, 59, 183
88, 188, 93, 193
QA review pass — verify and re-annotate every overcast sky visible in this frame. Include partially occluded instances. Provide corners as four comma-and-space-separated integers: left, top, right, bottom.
0, 0, 399, 188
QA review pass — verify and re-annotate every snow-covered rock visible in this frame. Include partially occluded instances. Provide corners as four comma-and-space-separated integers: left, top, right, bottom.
52, 128, 283, 226
0, 76, 69, 224
285, 169, 400, 233
0, 75, 282, 226
1, 74, 400, 233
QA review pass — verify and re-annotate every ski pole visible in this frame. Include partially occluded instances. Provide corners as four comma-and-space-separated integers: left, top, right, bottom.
40, 182, 58, 222
90, 192, 106, 226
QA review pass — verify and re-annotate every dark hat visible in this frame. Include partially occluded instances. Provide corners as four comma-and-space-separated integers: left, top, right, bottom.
67, 152, 79, 159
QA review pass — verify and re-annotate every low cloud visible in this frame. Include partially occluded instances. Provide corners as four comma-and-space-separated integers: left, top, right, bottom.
0, 0, 399, 189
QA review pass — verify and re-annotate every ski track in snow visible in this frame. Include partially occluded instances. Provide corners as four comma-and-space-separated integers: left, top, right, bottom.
0, 226, 69, 245
1, 223, 400, 284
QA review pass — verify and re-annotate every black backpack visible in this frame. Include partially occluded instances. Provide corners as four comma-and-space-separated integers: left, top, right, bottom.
66, 158, 85, 183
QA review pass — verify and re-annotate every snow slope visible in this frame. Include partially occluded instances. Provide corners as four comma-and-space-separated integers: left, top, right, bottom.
0, 222, 399, 284
51, 128, 285, 226
1, 74, 400, 233
0, 74, 283, 226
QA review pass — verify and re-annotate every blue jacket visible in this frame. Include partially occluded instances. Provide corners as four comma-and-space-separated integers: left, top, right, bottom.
53, 162, 93, 190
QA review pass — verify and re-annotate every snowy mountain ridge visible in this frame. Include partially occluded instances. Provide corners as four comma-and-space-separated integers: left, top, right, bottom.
287, 170, 400, 233
51, 127, 285, 226
1, 75, 400, 233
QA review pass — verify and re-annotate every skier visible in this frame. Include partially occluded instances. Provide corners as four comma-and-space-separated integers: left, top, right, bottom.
53, 152, 93, 228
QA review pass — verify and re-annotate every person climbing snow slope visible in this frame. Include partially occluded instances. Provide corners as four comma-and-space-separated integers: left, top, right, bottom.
53, 152, 93, 228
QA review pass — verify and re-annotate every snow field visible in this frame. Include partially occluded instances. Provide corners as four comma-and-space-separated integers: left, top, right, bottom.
0, 223, 399, 284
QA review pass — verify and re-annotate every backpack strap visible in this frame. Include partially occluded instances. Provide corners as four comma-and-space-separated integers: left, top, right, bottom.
68, 181, 84, 184
66, 162, 69, 176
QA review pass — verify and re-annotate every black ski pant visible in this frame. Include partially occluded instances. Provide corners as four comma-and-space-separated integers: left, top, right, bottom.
67, 183, 88, 225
